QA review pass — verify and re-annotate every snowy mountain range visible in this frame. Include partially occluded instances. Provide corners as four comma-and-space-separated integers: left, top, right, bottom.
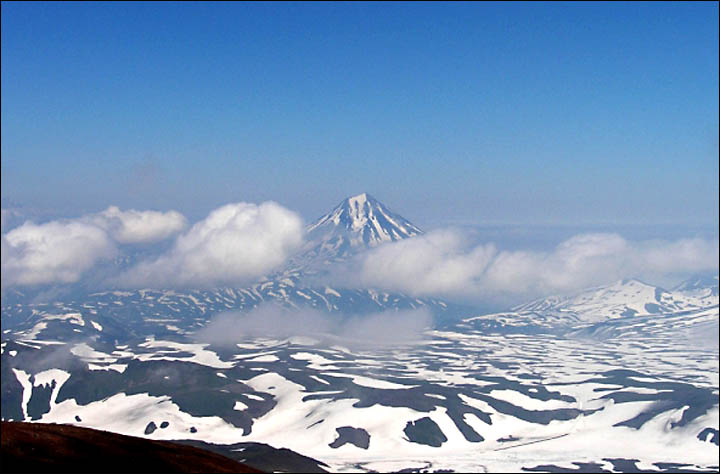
1, 193, 718, 473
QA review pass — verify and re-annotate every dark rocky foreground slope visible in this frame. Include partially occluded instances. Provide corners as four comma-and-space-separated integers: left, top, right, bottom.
0, 421, 325, 473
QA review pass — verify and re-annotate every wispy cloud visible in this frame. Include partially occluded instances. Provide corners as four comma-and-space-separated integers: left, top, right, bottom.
1, 208, 26, 233
194, 303, 432, 349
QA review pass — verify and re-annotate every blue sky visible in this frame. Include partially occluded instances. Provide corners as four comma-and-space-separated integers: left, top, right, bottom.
2, 2, 718, 230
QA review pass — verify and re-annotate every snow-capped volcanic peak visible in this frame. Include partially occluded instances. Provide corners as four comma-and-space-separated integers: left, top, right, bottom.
307, 193, 422, 252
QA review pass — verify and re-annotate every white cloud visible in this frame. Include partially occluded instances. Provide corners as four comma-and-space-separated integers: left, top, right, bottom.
482, 233, 632, 297
352, 230, 719, 303
631, 237, 719, 275
358, 230, 496, 295
1, 220, 117, 287
89, 206, 186, 244
1, 205, 188, 287
117, 201, 304, 288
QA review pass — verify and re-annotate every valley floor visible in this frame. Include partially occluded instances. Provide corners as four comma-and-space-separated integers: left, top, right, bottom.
2, 313, 718, 473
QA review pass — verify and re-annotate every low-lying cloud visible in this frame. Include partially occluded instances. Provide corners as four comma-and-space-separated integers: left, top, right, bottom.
195, 304, 433, 349
116, 201, 304, 288
350, 230, 719, 303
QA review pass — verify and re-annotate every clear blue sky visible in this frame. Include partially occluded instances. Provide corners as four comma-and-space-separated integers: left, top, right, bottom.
2, 2, 718, 229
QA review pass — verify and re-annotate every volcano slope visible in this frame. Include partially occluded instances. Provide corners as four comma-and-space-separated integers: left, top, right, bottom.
1, 421, 263, 472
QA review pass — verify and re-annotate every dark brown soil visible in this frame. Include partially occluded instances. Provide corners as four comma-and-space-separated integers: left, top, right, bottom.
0, 421, 262, 473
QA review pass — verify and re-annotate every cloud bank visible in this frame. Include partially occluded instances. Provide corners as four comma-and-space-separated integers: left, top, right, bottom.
1, 206, 187, 288
194, 303, 432, 349
116, 201, 304, 288
1, 202, 304, 289
3, 199, 716, 304
351, 230, 719, 303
